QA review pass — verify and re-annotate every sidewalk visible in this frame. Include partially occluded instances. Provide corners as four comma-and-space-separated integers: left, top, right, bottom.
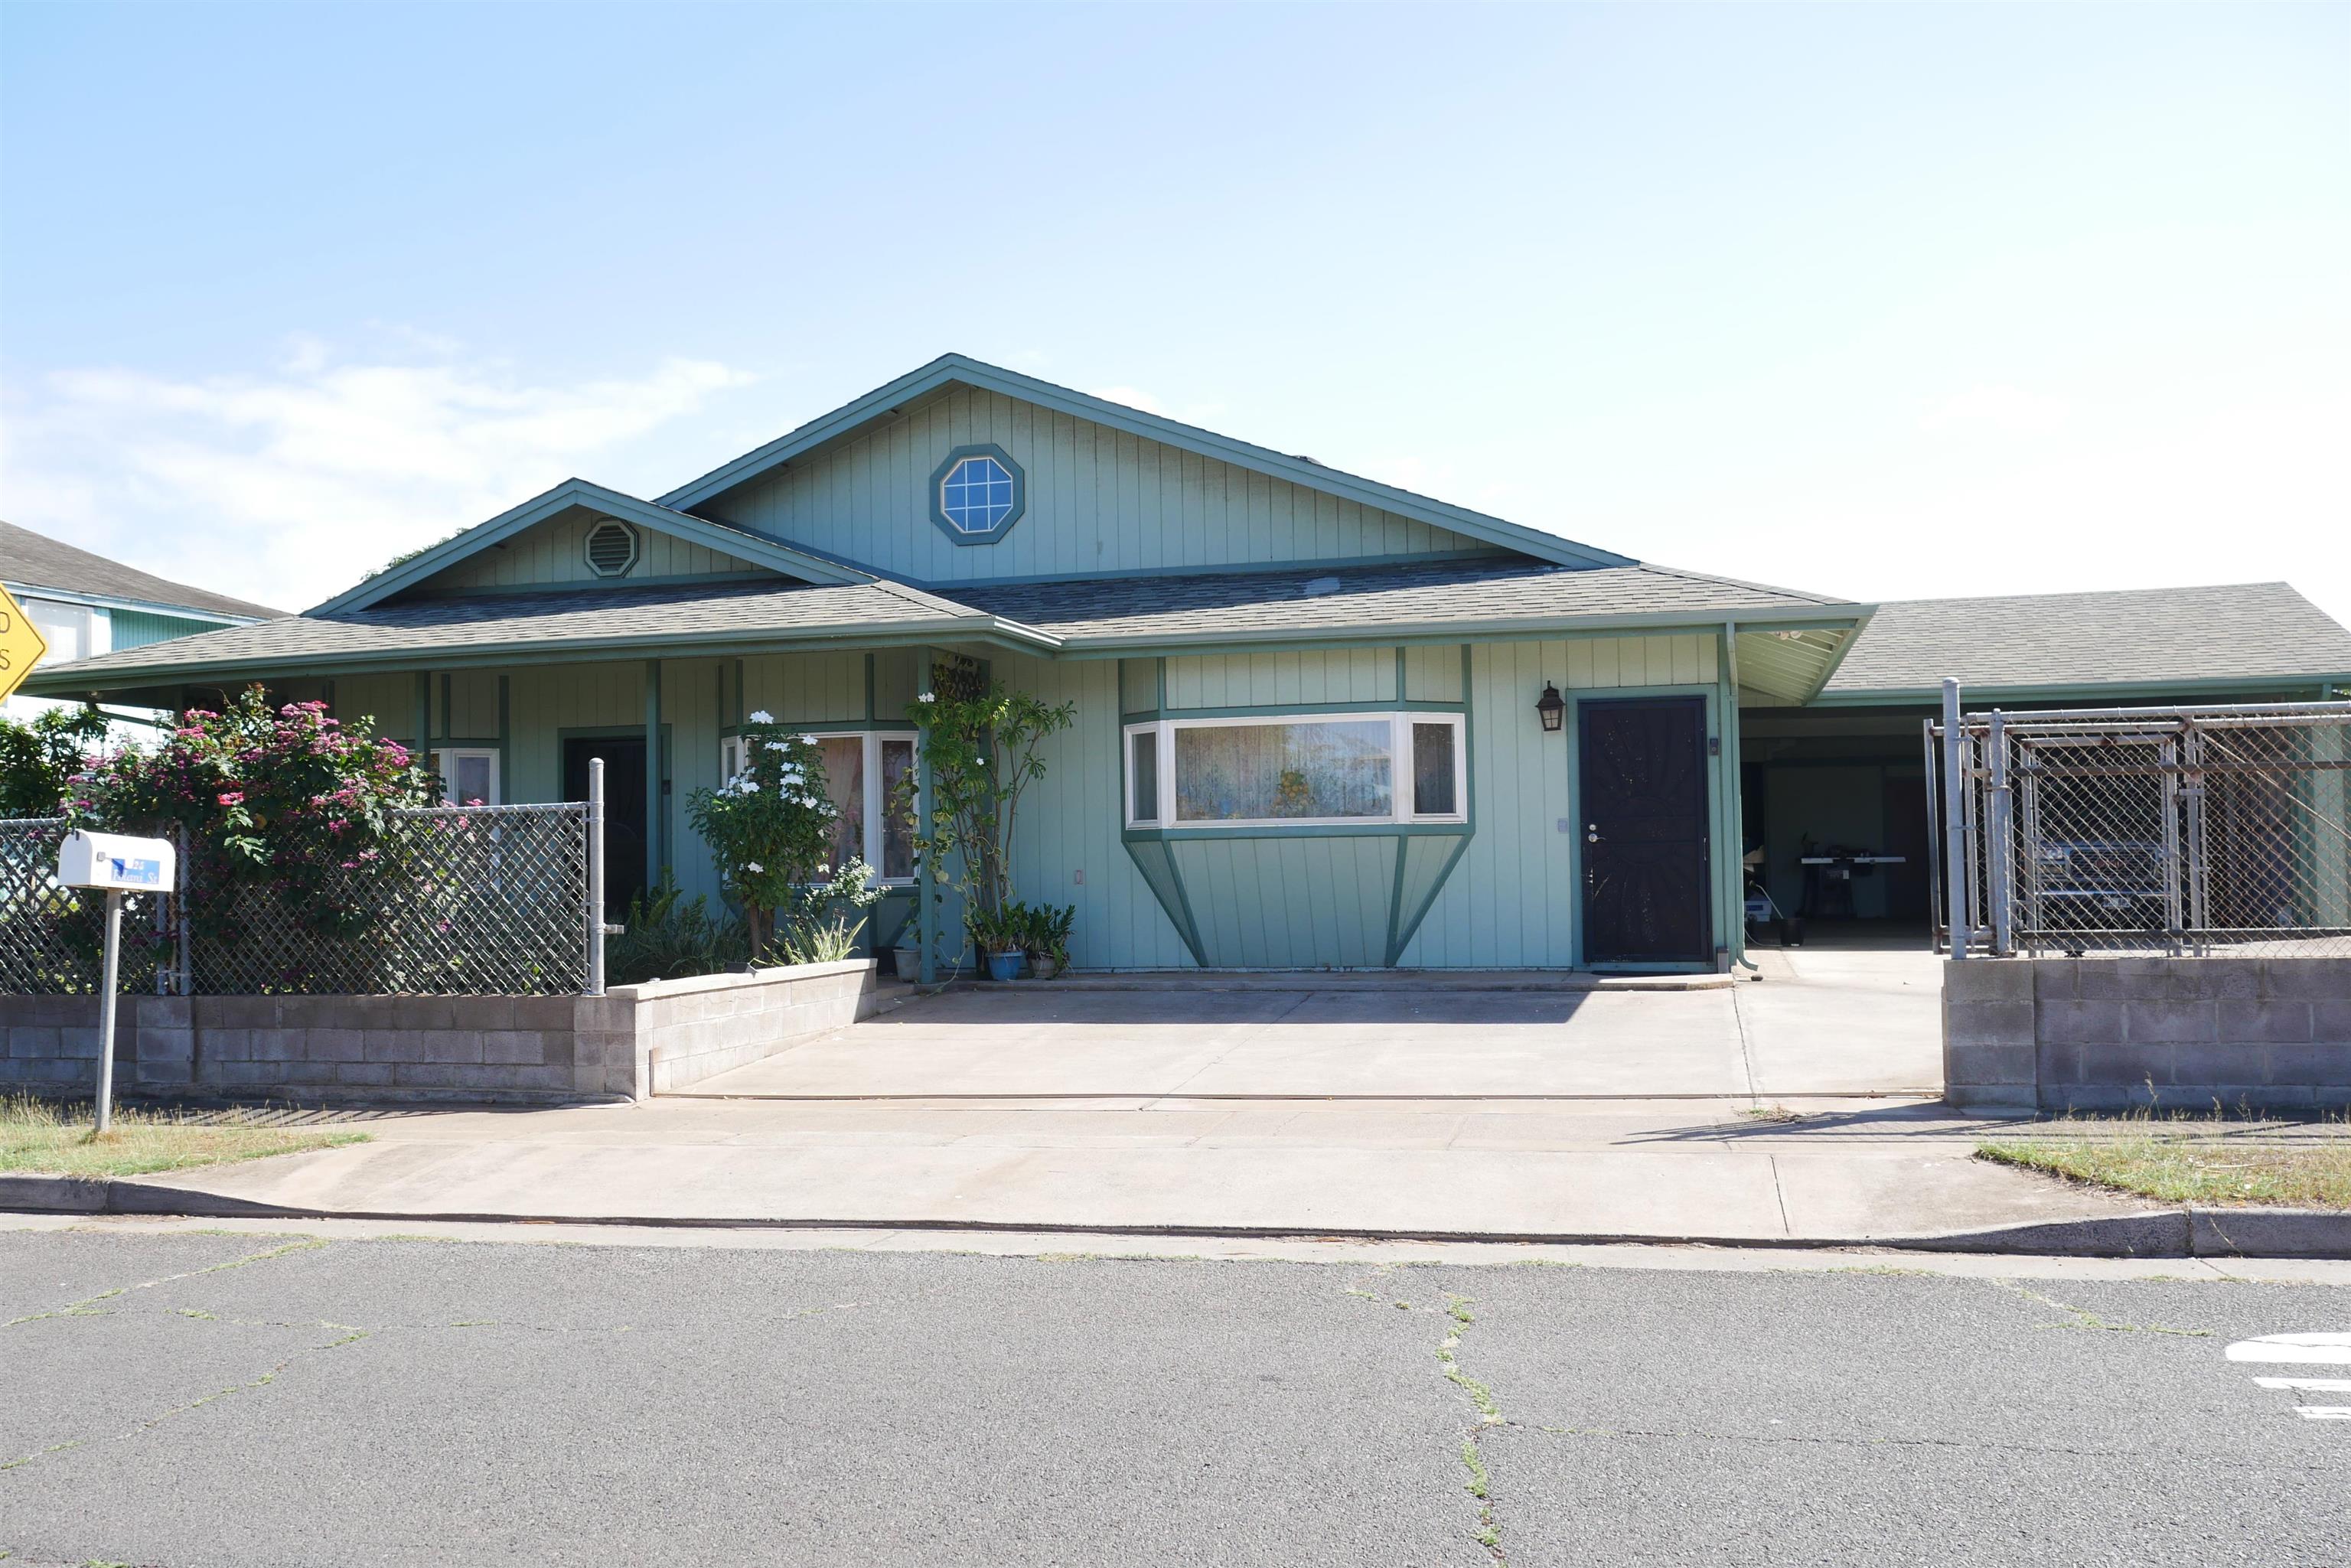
13, 1092, 2167, 1248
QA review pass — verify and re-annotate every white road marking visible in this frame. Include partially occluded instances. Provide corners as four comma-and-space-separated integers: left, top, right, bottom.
2253, 1377, 2351, 1392
2224, 1333, 2351, 1365
2297, 1408, 2351, 1421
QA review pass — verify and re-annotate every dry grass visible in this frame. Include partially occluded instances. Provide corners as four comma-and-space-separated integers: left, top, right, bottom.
1978, 1110, 2351, 1211
0, 1094, 369, 1180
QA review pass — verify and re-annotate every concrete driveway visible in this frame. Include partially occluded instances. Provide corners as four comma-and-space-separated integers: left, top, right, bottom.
680, 948, 1942, 1100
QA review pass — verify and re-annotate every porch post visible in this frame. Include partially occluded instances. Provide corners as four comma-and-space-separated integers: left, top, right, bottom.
916, 647, 936, 986
644, 659, 665, 886
1720, 622, 1746, 972
412, 671, 430, 774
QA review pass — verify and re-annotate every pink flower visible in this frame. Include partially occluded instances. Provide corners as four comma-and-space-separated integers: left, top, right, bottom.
217, 792, 245, 807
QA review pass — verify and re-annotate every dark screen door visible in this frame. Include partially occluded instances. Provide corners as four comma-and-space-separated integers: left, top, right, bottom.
565, 736, 648, 915
1580, 696, 1711, 963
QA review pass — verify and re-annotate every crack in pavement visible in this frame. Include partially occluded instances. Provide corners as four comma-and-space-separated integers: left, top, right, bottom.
1341, 1265, 1508, 1564
1989, 1279, 2216, 1338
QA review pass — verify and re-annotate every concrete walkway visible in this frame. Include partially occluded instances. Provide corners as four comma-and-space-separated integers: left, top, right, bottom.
677, 948, 1943, 1101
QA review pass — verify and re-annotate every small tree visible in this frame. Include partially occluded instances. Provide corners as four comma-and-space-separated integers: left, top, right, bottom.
894, 683, 1075, 961
0, 705, 111, 818
685, 712, 876, 959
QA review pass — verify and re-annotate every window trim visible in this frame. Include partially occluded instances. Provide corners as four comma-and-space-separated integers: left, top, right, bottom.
1123, 711, 1468, 830
927, 442, 1027, 546
434, 746, 501, 807
722, 728, 919, 886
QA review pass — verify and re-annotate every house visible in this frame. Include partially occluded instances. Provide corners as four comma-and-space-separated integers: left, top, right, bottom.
26, 355, 2351, 973
0, 519, 282, 725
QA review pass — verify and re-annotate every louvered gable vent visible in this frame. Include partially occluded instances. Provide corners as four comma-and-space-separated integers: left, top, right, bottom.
583, 520, 640, 578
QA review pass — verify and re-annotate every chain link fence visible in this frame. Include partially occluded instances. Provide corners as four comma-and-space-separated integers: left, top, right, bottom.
0, 803, 597, 996
1930, 700, 2351, 958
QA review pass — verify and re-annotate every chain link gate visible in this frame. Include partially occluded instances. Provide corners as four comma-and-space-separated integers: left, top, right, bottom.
0, 799, 608, 997
1929, 697, 2351, 958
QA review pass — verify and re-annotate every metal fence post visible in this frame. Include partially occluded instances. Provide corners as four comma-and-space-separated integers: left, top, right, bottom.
1987, 709, 2014, 957
94, 891, 122, 1134
585, 757, 607, 996
1941, 678, 1968, 959
174, 823, 191, 997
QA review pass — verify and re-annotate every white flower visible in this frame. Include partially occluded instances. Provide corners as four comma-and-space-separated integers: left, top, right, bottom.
743, 861, 763, 874
747, 710, 773, 724
817, 864, 830, 875
917, 693, 935, 704
800, 733, 818, 744
765, 740, 790, 752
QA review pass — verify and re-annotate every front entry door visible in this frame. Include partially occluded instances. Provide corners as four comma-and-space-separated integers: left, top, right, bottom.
1580, 696, 1711, 964
564, 736, 649, 915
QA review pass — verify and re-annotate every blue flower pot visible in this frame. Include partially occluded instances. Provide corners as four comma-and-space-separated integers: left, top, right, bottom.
986, 950, 1026, 982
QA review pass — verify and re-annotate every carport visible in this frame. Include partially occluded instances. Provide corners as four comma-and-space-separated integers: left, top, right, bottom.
1737, 582, 2351, 949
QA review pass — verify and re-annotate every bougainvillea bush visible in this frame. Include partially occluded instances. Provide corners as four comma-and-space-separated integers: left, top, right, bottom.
685, 712, 878, 960
66, 687, 439, 989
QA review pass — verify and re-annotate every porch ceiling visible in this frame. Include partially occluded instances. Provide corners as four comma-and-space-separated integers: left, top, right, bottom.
1735, 625, 1857, 705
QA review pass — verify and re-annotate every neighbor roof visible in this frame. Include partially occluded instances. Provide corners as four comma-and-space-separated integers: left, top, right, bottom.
961, 559, 1854, 649
1818, 582, 2351, 702
0, 520, 282, 621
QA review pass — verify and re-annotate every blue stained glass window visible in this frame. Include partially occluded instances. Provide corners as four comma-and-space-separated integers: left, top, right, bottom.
941, 455, 1016, 533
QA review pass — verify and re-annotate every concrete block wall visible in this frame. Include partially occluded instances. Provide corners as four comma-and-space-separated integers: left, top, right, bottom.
1944, 957, 2351, 1112
1, 960, 879, 1104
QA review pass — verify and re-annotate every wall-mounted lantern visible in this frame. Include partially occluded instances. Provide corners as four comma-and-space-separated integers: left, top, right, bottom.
1535, 682, 1565, 733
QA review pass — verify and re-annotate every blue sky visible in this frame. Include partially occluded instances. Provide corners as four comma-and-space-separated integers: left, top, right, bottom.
2, 2, 2344, 623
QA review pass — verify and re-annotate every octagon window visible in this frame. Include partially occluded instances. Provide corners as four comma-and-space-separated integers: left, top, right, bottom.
928, 445, 1026, 545
941, 455, 1016, 533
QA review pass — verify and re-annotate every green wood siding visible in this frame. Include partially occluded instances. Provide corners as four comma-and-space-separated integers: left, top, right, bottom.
710, 384, 1489, 586
1163, 649, 1396, 709
429, 507, 768, 592
108, 610, 225, 651
1170, 836, 1399, 968
1398, 634, 1719, 967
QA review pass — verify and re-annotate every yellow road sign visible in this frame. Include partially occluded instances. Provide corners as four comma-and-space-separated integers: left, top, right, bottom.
0, 583, 51, 704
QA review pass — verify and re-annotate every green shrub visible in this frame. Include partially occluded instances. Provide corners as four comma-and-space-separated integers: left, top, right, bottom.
605, 875, 752, 985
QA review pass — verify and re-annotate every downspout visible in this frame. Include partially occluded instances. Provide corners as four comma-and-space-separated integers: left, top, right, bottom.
1723, 621, 1758, 973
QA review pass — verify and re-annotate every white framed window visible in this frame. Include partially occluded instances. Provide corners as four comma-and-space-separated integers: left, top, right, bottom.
1123, 712, 1466, 830
721, 729, 918, 884
433, 747, 500, 807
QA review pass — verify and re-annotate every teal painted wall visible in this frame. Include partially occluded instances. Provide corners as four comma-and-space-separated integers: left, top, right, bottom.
427, 506, 765, 592
109, 610, 227, 651
1397, 634, 1720, 967
709, 383, 1490, 586
320, 628, 1731, 973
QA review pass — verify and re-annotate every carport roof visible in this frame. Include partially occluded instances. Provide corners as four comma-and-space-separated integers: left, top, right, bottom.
1815, 581, 2351, 704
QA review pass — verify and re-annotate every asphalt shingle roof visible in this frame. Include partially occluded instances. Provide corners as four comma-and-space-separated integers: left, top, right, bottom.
0, 520, 283, 621
960, 559, 1847, 644
28, 579, 986, 687
1824, 582, 2351, 696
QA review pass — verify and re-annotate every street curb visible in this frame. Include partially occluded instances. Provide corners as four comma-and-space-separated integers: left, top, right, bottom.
4, 1175, 2346, 1259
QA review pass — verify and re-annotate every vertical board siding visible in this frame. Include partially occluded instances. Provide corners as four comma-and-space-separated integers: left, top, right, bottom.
109, 611, 222, 651
710, 385, 1486, 585
1402, 644, 1465, 703
447, 672, 499, 738
429, 509, 765, 592
1164, 648, 1394, 709
660, 660, 722, 905
1168, 836, 1397, 968
1399, 635, 1712, 967
333, 673, 416, 744
994, 653, 1194, 971
742, 652, 868, 724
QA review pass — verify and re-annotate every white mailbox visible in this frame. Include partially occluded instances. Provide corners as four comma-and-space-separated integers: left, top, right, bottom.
57, 830, 176, 892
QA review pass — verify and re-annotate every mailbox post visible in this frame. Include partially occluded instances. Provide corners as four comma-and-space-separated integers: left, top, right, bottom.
57, 831, 177, 1134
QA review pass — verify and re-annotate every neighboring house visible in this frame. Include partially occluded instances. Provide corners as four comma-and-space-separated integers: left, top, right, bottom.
27, 356, 2351, 972
0, 520, 282, 726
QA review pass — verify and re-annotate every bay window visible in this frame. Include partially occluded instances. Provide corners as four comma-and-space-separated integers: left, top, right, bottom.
1124, 712, 1466, 829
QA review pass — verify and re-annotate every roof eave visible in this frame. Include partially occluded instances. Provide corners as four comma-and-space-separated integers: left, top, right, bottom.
1046, 602, 1868, 657
307, 479, 875, 618
1808, 670, 2351, 709
658, 354, 1640, 573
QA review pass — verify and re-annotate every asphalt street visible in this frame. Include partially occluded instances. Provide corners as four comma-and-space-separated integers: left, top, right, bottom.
1, 1227, 2344, 1566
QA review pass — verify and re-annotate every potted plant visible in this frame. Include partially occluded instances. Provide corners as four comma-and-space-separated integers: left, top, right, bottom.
1026, 902, 1074, 980
972, 902, 1028, 981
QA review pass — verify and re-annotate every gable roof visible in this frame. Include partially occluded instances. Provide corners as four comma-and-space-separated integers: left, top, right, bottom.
657, 354, 1638, 573
0, 519, 281, 621
1818, 582, 2351, 703
308, 478, 873, 617
959, 559, 1854, 650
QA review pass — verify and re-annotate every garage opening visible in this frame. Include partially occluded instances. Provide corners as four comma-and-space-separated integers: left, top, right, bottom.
1738, 707, 1932, 949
